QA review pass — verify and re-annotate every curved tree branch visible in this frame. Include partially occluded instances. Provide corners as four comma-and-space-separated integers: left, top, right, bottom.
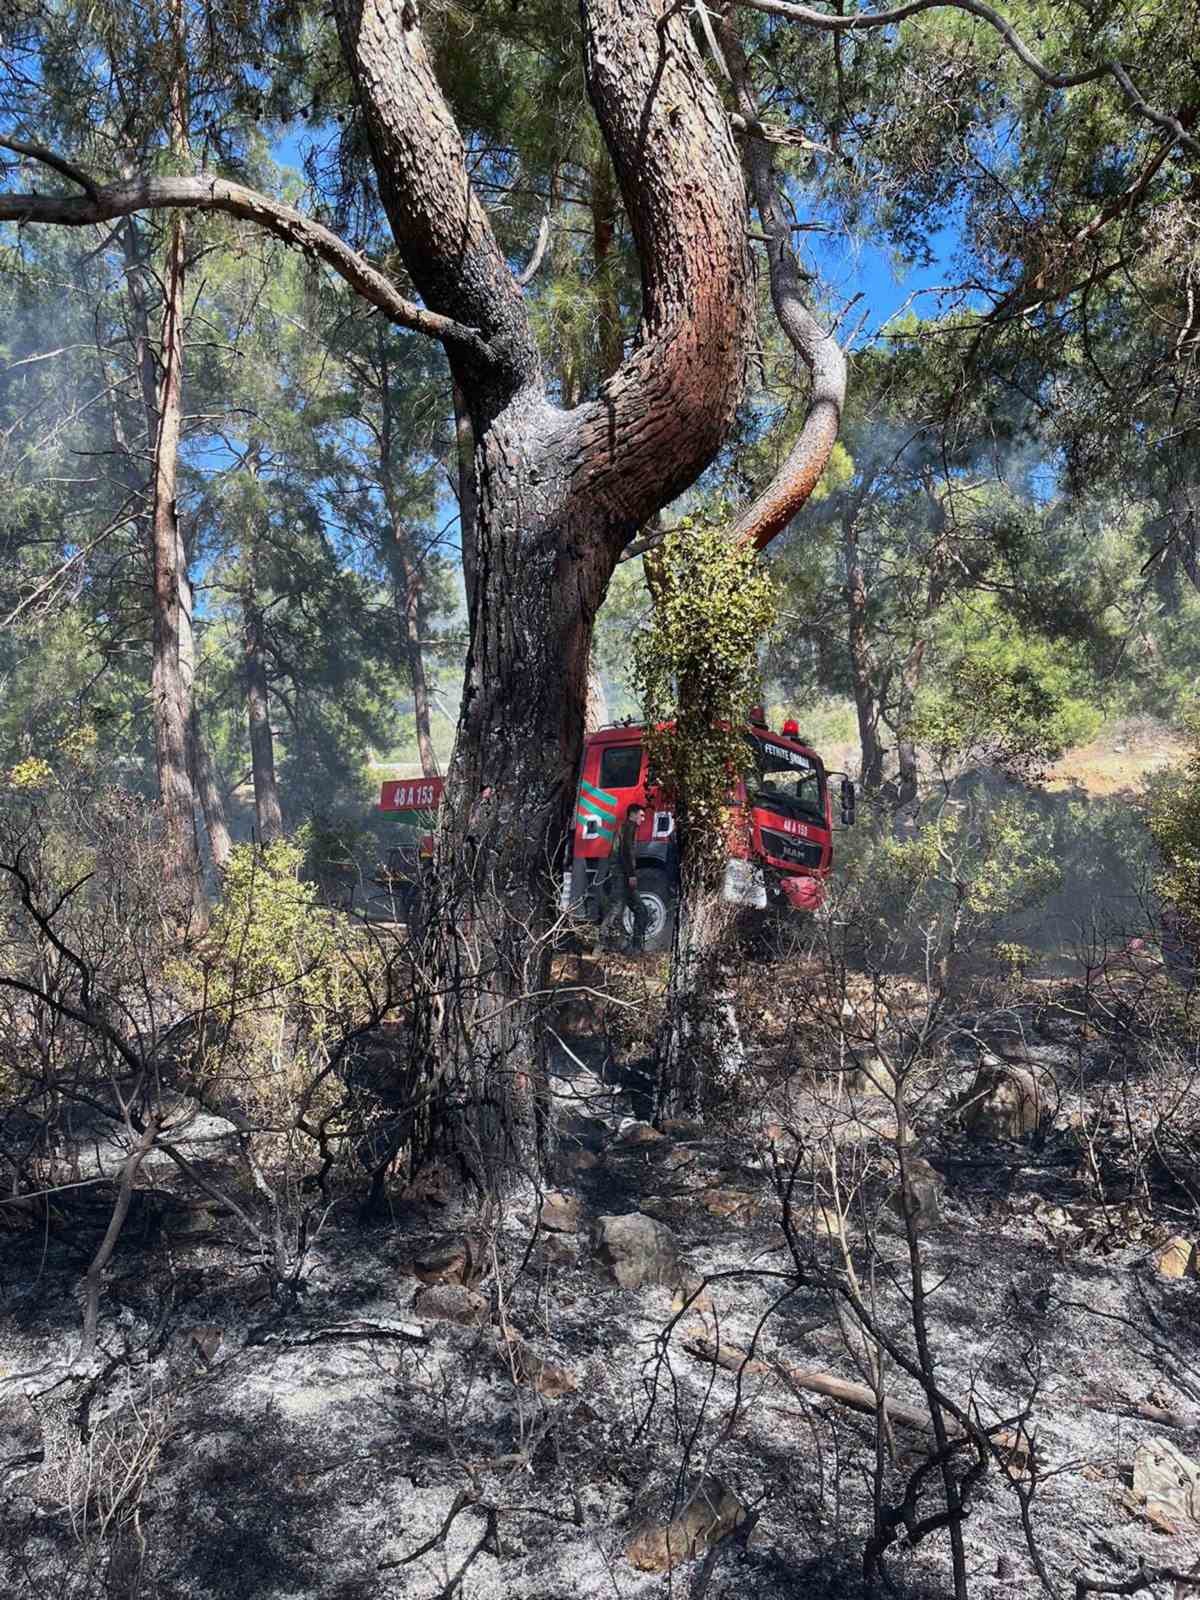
735, 0, 1200, 157
515, 210, 552, 288
717, 15, 847, 552
0, 163, 485, 351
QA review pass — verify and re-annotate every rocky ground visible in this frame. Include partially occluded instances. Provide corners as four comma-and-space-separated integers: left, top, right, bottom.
3, 963, 1200, 1600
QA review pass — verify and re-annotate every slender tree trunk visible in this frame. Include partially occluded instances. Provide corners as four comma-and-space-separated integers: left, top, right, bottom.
189, 707, 233, 871
400, 550, 438, 778
893, 637, 927, 812
122, 214, 205, 899
655, 849, 743, 1122
377, 338, 439, 779
149, 209, 204, 915
845, 509, 886, 793
585, 659, 609, 733
243, 594, 284, 846
1169, 483, 1200, 595
122, 5, 205, 916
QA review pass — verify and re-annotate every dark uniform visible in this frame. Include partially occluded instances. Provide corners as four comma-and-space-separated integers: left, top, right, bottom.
602, 812, 648, 953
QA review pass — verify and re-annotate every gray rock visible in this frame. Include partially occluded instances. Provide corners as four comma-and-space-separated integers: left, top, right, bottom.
625, 1475, 748, 1571
590, 1212, 683, 1290
1133, 1436, 1200, 1524
960, 1055, 1055, 1139
413, 1282, 490, 1326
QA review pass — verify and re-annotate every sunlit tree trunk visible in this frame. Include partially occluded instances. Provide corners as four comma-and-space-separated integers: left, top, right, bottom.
148, 208, 205, 914
584, 660, 609, 733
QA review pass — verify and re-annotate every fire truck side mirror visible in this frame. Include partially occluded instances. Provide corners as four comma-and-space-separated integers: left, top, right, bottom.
840, 777, 857, 827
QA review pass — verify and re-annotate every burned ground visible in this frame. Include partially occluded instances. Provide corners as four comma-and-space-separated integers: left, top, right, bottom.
3, 955, 1200, 1600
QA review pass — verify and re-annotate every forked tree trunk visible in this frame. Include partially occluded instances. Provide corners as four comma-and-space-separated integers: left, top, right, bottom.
650, 16, 846, 1120
3, 0, 819, 1196
328, 0, 753, 1193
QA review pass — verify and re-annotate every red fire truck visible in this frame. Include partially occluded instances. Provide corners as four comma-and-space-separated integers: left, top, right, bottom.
378, 710, 853, 947
562, 708, 853, 950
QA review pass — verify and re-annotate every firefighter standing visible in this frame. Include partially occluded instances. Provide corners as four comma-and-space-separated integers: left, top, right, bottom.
601, 802, 649, 954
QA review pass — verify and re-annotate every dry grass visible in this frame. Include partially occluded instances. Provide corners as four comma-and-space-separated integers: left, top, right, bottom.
1046, 718, 1186, 798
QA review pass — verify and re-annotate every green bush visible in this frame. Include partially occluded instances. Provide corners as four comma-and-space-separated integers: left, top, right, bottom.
1146, 706, 1200, 934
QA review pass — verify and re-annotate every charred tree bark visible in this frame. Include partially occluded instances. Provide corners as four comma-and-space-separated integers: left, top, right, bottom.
655, 849, 743, 1123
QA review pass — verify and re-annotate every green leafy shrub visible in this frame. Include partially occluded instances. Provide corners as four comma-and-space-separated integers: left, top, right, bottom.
631, 519, 776, 866
1146, 706, 1200, 935
173, 838, 385, 1116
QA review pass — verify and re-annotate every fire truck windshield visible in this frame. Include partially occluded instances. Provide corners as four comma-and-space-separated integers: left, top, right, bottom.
746, 736, 826, 825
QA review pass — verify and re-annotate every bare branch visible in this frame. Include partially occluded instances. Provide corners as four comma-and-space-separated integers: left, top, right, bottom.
0, 170, 486, 351
515, 210, 552, 288
734, 0, 1200, 158
0, 135, 100, 199
1075, 1564, 1200, 1600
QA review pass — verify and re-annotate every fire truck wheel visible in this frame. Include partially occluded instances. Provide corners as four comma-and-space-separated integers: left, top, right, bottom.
628, 868, 675, 953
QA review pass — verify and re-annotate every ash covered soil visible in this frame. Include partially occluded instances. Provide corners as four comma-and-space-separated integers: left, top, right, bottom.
4, 962, 1200, 1600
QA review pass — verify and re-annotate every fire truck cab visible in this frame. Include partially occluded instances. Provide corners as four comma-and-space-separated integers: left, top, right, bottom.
563, 709, 851, 952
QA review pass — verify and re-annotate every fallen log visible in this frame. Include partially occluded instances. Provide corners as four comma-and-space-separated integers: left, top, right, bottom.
1077, 1390, 1191, 1433
683, 1335, 943, 1435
